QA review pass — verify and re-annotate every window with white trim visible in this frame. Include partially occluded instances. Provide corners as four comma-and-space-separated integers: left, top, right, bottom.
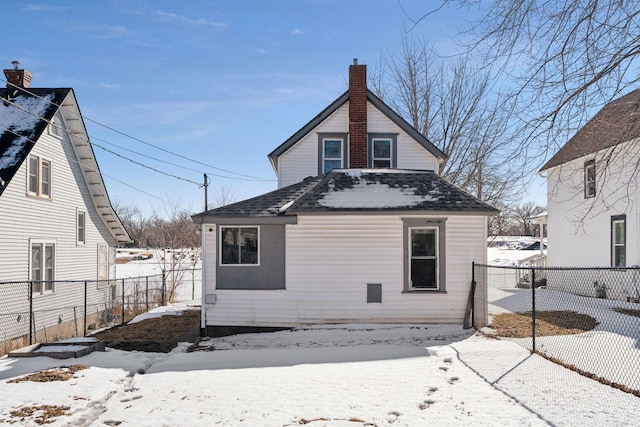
322, 138, 345, 173
27, 156, 52, 198
31, 241, 55, 294
409, 227, 438, 289
403, 218, 446, 292
612, 215, 626, 267
49, 113, 64, 138
584, 159, 596, 198
220, 227, 259, 265
77, 211, 86, 245
368, 133, 397, 168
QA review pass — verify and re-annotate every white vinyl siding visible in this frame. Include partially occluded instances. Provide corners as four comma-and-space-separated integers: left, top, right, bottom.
367, 105, 439, 171
203, 214, 488, 327
276, 102, 441, 188
546, 139, 640, 268
0, 95, 117, 283
278, 104, 349, 188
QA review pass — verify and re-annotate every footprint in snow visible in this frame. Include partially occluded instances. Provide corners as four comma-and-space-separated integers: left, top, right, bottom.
386, 411, 401, 423
443, 357, 453, 364
419, 399, 436, 410
448, 376, 460, 384
427, 386, 438, 395
438, 366, 448, 372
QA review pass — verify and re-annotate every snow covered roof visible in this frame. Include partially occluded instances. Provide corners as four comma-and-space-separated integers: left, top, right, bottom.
0, 86, 130, 243
0, 87, 70, 192
192, 169, 498, 221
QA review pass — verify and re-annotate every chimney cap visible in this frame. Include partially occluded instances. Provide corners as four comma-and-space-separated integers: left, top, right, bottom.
11, 61, 19, 70
353, 58, 358, 65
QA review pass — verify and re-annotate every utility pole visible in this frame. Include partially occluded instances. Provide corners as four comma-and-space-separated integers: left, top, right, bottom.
203, 173, 209, 211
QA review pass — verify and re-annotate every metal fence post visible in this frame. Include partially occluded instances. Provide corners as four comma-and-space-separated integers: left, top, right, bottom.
83, 281, 88, 337
161, 270, 166, 306
531, 267, 536, 353
28, 281, 33, 345
145, 276, 149, 312
121, 279, 126, 325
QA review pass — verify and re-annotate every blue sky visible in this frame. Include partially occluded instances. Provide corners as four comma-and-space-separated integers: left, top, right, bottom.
4, 1, 546, 217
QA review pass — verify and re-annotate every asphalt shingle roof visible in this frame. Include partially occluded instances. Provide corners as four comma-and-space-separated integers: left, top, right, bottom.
540, 88, 640, 171
192, 170, 497, 221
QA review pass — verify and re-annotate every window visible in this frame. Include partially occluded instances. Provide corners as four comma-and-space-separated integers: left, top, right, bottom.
49, 113, 63, 138
318, 133, 347, 174
31, 242, 55, 294
27, 156, 52, 198
220, 227, 259, 265
77, 211, 86, 245
612, 215, 626, 267
410, 228, 438, 289
323, 139, 344, 172
584, 159, 596, 198
368, 134, 397, 168
403, 218, 446, 292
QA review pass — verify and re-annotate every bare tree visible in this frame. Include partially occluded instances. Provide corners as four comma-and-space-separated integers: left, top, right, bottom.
513, 201, 546, 236
208, 184, 235, 210
373, 36, 521, 207
426, 1, 640, 175
113, 201, 147, 247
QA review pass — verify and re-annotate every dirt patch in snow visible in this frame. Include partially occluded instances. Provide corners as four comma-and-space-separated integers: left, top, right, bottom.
91, 310, 200, 352
490, 310, 599, 338
8, 365, 88, 383
6, 404, 71, 425
612, 307, 640, 318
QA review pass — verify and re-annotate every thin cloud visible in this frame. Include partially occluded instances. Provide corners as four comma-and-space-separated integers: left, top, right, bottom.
64, 23, 130, 39
20, 4, 67, 12
100, 82, 121, 90
290, 28, 304, 35
256, 48, 267, 55
155, 10, 226, 28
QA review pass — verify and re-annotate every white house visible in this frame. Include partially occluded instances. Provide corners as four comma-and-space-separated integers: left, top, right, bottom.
0, 63, 130, 341
540, 88, 640, 301
192, 61, 497, 336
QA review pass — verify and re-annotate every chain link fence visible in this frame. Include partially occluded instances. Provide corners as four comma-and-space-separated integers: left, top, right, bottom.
0, 268, 201, 356
475, 262, 640, 396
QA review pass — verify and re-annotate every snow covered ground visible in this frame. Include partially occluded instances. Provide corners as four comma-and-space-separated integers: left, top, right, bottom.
1, 247, 638, 425
0, 302, 638, 426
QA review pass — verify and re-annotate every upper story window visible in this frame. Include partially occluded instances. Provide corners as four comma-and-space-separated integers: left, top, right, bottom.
31, 241, 55, 294
584, 159, 596, 198
318, 133, 348, 174
368, 133, 397, 168
28, 156, 52, 198
220, 226, 259, 265
48, 113, 64, 138
77, 211, 86, 245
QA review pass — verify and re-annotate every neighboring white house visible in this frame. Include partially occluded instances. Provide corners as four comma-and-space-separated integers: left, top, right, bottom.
540, 88, 640, 269
192, 61, 497, 336
540, 88, 640, 302
0, 63, 130, 341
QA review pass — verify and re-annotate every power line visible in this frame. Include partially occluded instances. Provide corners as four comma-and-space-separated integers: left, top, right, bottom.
0, 124, 197, 215
2, 79, 276, 182
0, 94, 201, 186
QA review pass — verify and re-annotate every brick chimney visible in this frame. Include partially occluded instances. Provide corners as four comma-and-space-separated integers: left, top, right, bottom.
4, 61, 32, 88
348, 58, 367, 168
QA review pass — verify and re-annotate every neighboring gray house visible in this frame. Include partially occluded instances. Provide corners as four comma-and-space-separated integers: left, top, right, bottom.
193, 61, 497, 335
0, 63, 130, 340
